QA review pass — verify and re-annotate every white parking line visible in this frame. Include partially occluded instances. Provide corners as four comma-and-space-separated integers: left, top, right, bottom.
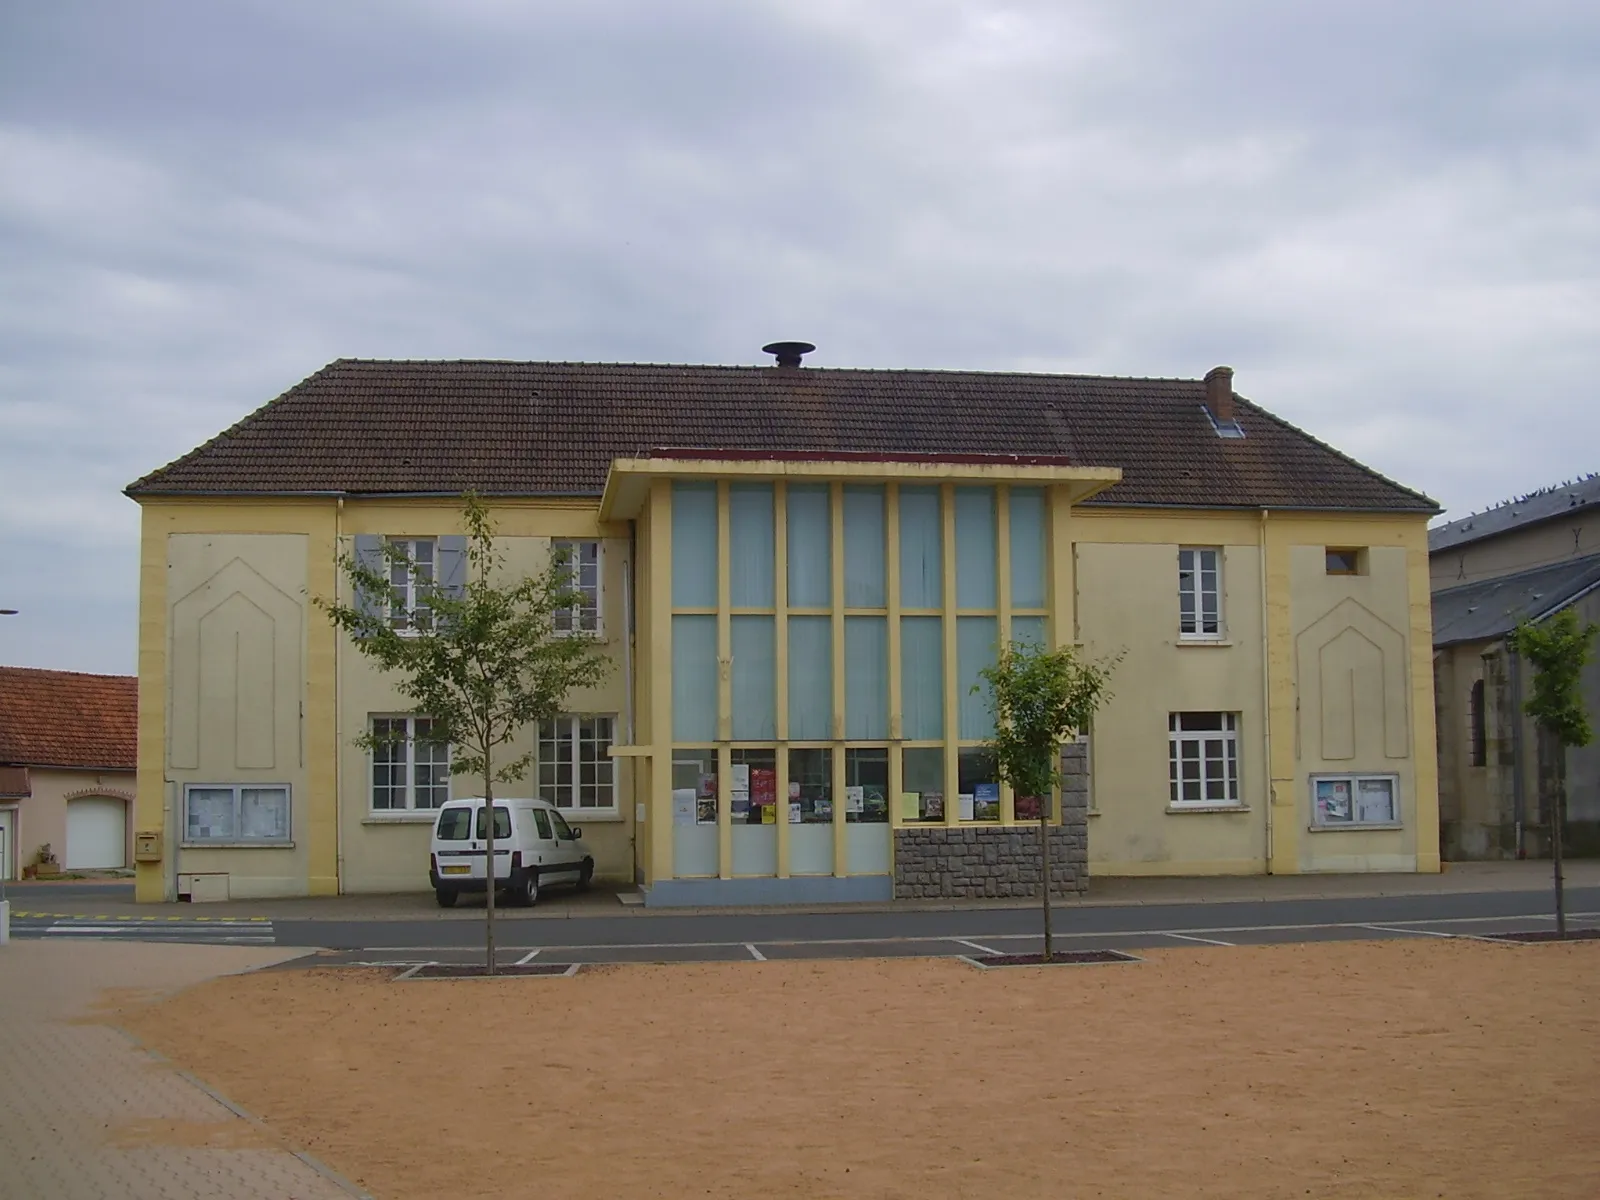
354, 911, 1600, 958
955, 938, 1002, 955
1358, 924, 1454, 938
515, 949, 542, 964
1164, 932, 1235, 946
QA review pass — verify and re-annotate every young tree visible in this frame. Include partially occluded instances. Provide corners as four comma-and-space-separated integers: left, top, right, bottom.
318, 494, 610, 973
980, 642, 1121, 960
1508, 609, 1598, 938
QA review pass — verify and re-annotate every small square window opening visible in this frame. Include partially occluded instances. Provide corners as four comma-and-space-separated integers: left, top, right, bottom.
1325, 547, 1365, 576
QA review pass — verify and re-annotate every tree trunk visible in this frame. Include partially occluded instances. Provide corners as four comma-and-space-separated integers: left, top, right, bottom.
484, 760, 497, 975
1039, 797, 1053, 963
1553, 759, 1567, 939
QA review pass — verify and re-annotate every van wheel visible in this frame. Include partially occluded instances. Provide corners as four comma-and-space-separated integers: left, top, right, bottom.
515, 870, 540, 908
434, 888, 458, 908
577, 859, 594, 891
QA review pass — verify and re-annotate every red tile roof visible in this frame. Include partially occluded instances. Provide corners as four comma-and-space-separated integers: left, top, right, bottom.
0, 667, 137, 770
126, 359, 1437, 513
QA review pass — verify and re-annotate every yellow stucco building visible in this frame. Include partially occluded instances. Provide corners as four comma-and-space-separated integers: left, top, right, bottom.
127, 348, 1440, 905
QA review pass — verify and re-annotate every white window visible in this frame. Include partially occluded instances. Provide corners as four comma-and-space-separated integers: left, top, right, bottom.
1178, 547, 1222, 638
539, 715, 615, 810
370, 717, 450, 811
1312, 774, 1399, 827
183, 785, 291, 844
388, 538, 435, 631
552, 540, 602, 634
1168, 712, 1240, 806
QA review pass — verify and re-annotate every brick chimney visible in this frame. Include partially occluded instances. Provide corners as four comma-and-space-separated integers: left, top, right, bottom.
1204, 366, 1235, 423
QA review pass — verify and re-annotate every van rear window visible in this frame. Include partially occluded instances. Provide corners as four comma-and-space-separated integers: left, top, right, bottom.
476, 806, 511, 840
436, 808, 473, 840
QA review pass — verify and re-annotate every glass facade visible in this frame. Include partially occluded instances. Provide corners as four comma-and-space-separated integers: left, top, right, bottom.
666, 478, 1058, 880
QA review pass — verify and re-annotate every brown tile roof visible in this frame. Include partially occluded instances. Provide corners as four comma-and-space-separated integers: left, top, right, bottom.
0, 667, 137, 770
126, 359, 1436, 512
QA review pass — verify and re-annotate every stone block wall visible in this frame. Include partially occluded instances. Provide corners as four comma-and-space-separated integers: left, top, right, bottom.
893, 743, 1091, 900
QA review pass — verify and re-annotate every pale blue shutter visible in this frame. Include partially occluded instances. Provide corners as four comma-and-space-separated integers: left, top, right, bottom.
1011, 615, 1048, 650
787, 617, 832, 740
353, 534, 386, 636
954, 487, 997, 609
844, 617, 888, 739
842, 487, 886, 607
437, 535, 468, 600
672, 615, 718, 742
958, 616, 998, 739
1008, 488, 1047, 609
729, 484, 775, 607
899, 487, 942, 609
786, 485, 831, 607
672, 482, 718, 608
731, 616, 776, 740
900, 616, 943, 739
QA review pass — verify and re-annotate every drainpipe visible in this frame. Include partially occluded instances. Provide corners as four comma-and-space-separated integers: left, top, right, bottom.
169, 780, 181, 901
1509, 646, 1527, 858
1259, 509, 1275, 872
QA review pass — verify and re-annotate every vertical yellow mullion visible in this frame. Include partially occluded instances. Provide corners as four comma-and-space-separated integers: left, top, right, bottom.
1047, 485, 1076, 826
716, 480, 733, 878
649, 479, 675, 881
886, 483, 903, 830
831, 481, 848, 874
996, 486, 1013, 825
1048, 485, 1075, 651
774, 482, 790, 879
941, 482, 959, 828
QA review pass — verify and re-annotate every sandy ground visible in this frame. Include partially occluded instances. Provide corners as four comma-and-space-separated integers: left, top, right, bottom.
116, 940, 1600, 1200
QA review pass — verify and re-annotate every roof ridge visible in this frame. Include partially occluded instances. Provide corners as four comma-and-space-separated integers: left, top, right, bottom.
326, 356, 1207, 384
0, 664, 137, 683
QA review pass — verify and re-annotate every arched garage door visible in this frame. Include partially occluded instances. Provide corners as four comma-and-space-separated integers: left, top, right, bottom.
66, 796, 127, 869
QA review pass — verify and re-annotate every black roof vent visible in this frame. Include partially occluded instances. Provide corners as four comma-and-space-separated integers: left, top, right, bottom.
762, 341, 815, 368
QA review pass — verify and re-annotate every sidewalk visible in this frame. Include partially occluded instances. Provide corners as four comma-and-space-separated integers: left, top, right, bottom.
5, 859, 1594, 922
0, 940, 361, 1200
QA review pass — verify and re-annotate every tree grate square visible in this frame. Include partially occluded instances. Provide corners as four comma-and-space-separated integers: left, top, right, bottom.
396, 962, 578, 980
1484, 928, 1600, 944
963, 950, 1141, 968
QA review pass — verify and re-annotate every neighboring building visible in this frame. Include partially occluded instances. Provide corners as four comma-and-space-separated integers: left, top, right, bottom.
1430, 474, 1600, 590
126, 349, 1441, 905
0, 666, 138, 879
1430, 476, 1600, 860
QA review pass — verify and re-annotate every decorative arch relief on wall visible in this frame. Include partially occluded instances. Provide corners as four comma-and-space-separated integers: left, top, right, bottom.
169, 557, 304, 773
62, 787, 136, 803
1295, 598, 1409, 762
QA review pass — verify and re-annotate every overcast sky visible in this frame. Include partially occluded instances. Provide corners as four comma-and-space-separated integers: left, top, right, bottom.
2, 0, 1597, 674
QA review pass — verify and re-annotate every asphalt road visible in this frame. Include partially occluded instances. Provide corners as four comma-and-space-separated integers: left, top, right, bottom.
11, 883, 1598, 965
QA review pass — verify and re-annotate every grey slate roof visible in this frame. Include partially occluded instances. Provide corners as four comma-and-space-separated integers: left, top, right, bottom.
1429, 474, 1600, 553
126, 358, 1438, 513
1431, 554, 1600, 647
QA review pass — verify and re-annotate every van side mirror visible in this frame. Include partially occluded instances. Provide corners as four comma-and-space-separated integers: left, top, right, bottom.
569, 826, 582, 840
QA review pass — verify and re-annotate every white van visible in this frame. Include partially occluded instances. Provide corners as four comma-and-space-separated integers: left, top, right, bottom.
428, 797, 595, 908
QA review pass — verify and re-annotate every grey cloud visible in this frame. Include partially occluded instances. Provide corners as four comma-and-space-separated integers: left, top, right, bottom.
1, 0, 1597, 671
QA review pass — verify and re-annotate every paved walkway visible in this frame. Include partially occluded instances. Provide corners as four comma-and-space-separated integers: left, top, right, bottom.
0, 941, 358, 1200
6, 859, 1596, 922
